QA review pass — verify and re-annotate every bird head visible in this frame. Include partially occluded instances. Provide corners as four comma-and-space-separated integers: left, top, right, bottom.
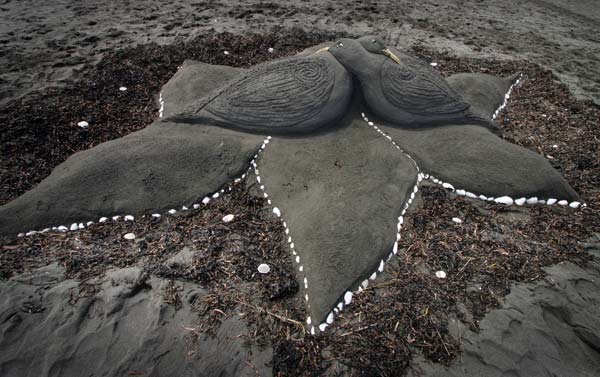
357, 36, 401, 64
322, 38, 371, 73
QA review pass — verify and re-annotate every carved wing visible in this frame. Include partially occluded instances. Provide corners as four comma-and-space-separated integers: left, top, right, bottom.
381, 56, 471, 116
170, 56, 349, 134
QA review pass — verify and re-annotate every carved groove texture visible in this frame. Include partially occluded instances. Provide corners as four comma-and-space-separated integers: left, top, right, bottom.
381, 55, 470, 116
206, 58, 335, 129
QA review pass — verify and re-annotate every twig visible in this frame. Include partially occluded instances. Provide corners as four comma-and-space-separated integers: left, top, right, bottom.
234, 299, 305, 334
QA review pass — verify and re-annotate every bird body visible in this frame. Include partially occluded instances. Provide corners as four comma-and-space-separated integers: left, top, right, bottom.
328, 38, 495, 130
166, 53, 352, 135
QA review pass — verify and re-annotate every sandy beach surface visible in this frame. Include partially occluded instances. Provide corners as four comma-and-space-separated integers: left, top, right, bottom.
1, 0, 599, 108
1, 0, 600, 376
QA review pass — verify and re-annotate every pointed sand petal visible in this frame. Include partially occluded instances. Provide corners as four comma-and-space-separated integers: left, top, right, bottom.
446, 73, 520, 120
260, 114, 418, 323
0, 122, 263, 235
380, 124, 579, 201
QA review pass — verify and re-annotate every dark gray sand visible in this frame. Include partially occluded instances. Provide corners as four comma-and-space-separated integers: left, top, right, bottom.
1, 0, 600, 376
413, 237, 600, 377
0, 263, 272, 376
1, 0, 599, 107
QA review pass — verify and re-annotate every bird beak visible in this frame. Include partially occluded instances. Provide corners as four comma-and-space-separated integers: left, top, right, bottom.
315, 46, 330, 54
382, 48, 401, 64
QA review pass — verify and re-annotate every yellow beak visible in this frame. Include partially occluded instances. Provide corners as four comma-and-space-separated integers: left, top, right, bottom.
315, 46, 330, 54
382, 48, 401, 64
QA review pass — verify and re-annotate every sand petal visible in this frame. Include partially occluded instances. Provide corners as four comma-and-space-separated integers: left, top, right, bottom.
259, 115, 417, 324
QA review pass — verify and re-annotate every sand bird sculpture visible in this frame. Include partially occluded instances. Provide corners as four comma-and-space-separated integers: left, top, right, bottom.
0, 37, 582, 334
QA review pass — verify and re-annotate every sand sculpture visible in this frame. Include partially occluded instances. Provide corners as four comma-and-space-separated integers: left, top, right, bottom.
0, 36, 582, 334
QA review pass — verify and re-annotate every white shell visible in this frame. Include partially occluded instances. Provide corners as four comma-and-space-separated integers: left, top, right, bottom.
257, 264, 270, 274
124, 215, 134, 221
558, 200, 568, 206
152, 214, 161, 218
494, 196, 514, 206
442, 182, 455, 191
222, 214, 235, 223
327, 312, 334, 324
202, 197, 210, 204
452, 217, 462, 224
70, 223, 78, 231
547, 198, 557, 205
272, 207, 281, 217
119, 86, 127, 91
77, 121, 89, 128
569, 201, 581, 208
168, 209, 176, 214
515, 197, 526, 206
123, 233, 135, 240
99, 217, 108, 223
344, 291, 353, 305
526, 197, 538, 205
435, 270, 447, 279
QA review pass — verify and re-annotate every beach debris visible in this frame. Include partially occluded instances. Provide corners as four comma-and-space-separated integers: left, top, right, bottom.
435, 270, 447, 279
452, 217, 462, 224
123, 233, 135, 240
257, 263, 271, 274
77, 121, 89, 128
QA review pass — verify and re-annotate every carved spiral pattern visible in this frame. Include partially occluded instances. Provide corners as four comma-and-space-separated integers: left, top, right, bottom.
381, 56, 470, 116
205, 58, 335, 129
